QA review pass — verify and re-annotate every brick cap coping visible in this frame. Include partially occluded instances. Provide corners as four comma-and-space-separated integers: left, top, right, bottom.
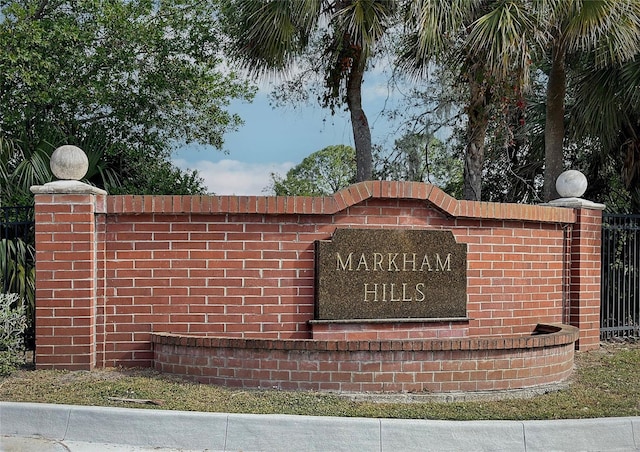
545, 197, 606, 210
108, 181, 576, 224
151, 323, 579, 352
31, 180, 107, 195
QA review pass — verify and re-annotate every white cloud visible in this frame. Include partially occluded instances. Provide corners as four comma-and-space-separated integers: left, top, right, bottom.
363, 81, 395, 102
173, 158, 294, 196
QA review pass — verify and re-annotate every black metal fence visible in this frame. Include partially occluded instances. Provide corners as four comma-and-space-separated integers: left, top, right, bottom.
1, 205, 35, 293
601, 214, 640, 340
0, 206, 34, 242
1, 205, 36, 350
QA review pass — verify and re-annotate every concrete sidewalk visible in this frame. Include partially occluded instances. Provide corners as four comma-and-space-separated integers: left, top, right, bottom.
1, 401, 639, 451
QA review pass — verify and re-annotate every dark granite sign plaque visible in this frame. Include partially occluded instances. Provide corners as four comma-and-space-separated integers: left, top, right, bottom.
314, 229, 467, 321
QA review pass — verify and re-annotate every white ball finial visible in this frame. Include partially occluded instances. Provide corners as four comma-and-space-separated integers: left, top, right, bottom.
50, 145, 89, 181
556, 170, 587, 198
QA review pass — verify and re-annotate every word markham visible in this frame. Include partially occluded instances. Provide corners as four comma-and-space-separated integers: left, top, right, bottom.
315, 229, 467, 321
336, 252, 453, 303
336, 252, 452, 273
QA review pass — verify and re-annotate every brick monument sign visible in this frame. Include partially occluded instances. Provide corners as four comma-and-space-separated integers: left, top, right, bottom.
314, 228, 467, 321
31, 146, 602, 394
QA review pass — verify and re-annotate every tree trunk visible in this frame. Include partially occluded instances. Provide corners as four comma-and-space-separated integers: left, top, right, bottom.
463, 77, 489, 201
544, 43, 567, 201
346, 49, 373, 182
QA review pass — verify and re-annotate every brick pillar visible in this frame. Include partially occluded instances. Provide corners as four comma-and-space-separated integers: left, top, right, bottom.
31, 181, 106, 369
569, 207, 604, 350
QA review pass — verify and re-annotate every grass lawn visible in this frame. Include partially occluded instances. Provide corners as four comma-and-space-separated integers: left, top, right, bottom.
1, 342, 639, 421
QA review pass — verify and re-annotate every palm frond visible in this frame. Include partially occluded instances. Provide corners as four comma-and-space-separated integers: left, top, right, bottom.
230, 0, 323, 75
407, 0, 475, 60
564, 0, 640, 66
594, 0, 640, 67
71, 128, 123, 191
466, 1, 543, 87
0, 238, 35, 317
81, 145, 120, 190
10, 142, 53, 193
336, 0, 397, 59
571, 59, 640, 152
618, 60, 640, 108
0, 137, 15, 190
397, 0, 476, 77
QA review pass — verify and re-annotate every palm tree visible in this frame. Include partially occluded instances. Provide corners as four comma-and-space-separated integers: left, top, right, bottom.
223, 0, 397, 182
0, 137, 52, 206
541, 0, 640, 201
0, 126, 121, 206
402, 0, 640, 202
571, 58, 640, 211
400, 0, 542, 200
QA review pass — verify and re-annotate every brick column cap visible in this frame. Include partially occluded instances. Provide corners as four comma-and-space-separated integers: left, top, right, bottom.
544, 198, 605, 210
31, 180, 107, 195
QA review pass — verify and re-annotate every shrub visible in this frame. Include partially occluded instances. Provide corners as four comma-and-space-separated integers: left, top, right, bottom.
0, 293, 27, 375
0, 238, 35, 347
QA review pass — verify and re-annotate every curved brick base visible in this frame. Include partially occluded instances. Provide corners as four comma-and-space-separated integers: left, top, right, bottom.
151, 324, 578, 393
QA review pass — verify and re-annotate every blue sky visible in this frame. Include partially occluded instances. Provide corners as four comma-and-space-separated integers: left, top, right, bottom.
172, 69, 409, 195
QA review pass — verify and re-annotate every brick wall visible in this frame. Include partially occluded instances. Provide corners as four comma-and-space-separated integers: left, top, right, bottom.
152, 324, 579, 393
33, 193, 104, 370
568, 208, 603, 349
32, 181, 601, 378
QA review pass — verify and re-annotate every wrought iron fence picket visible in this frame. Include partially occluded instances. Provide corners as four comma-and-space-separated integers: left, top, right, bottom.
1, 206, 35, 351
601, 214, 640, 340
1, 206, 35, 294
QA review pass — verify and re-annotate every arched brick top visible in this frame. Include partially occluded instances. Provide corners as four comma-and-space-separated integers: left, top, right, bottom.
106, 181, 575, 224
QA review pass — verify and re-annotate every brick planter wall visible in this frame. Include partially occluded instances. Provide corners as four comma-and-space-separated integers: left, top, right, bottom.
152, 324, 579, 393
32, 181, 603, 393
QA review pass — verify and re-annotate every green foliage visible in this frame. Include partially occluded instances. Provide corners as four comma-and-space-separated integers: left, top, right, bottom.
0, 0, 252, 147
567, 57, 640, 212
108, 145, 207, 196
0, 0, 254, 198
0, 131, 55, 206
395, 0, 640, 203
224, 0, 395, 104
0, 128, 124, 204
0, 238, 35, 344
269, 145, 356, 196
269, 137, 463, 199
223, 0, 396, 181
0, 239, 35, 310
375, 132, 463, 198
398, 0, 540, 200
0, 293, 27, 376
